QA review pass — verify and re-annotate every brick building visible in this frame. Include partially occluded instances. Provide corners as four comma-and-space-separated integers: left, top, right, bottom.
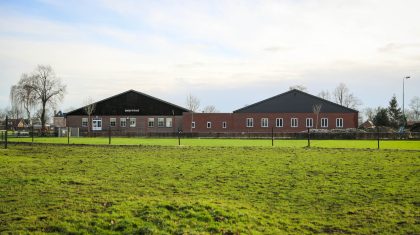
66, 90, 189, 135
65, 89, 358, 135
182, 89, 358, 133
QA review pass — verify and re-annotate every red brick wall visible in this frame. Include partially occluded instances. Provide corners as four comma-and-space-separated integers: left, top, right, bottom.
66, 112, 358, 134
66, 115, 183, 133
182, 112, 358, 133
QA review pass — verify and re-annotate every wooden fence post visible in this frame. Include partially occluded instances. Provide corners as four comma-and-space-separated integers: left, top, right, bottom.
271, 127, 274, 146
67, 127, 70, 145
109, 125, 111, 145
178, 129, 181, 146
31, 125, 34, 143
377, 127, 380, 150
4, 116, 8, 149
307, 128, 311, 147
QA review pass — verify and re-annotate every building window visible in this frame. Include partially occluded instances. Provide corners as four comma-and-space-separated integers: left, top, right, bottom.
336, 118, 344, 128
246, 118, 254, 127
291, 118, 298, 127
166, 118, 173, 128
158, 118, 165, 127
82, 118, 88, 127
222, 121, 227, 129
276, 118, 283, 127
321, 118, 328, 128
207, 122, 212, 128
191, 122, 196, 128
148, 118, 154, 127
120, 118, 126, 127
306, 118, 313, 128
110, 118, 116, 127
130, 118, 136, 127
261, 118, 269, 127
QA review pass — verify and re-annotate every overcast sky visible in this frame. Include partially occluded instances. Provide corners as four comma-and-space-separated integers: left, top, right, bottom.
1, 0, 419, 113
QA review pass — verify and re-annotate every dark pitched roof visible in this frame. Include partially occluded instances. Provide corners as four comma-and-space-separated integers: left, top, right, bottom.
233, 89, 358, 113
66, 90, 189, 116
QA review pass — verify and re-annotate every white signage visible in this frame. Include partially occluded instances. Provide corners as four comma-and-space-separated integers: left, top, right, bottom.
125, 109, 139, 113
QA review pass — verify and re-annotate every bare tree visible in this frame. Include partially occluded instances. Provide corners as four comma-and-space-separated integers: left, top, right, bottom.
333, 83, 361, 109
363, 107, 376, 121
185, 94, 200, 112
7, 97, 22, 119
84, 97, 96, 136
312, 104, 322, 129
343, 93, 362, 109
26, 65, 66, 134
409, 96, 420, 121
9, 74, 37, 124
318, 90, 331, 101
333, 83, 348, 106
289, 85, 308, 92
202, 105, 219, 113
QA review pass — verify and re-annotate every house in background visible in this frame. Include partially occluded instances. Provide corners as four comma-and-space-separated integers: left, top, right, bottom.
183, 89, 359, 133
66, 90, 189, 135
359, 120, 375, 129
53, 111, 66, 128
6, 118, 29, 131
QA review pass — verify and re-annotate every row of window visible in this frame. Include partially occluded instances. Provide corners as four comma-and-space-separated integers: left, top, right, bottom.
191, 118, 344, 129
247, 117, 343, 128
82, 117, 173, 128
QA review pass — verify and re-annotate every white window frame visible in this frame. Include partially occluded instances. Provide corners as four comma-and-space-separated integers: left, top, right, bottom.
191, 121, 196, 128
82, 118, 88, 127
129, 118, 136, 128
222, 121, 227, 129
157, 118, 165, 127
276, 118, 283, 127
321, 118, 328, 128
166, 118, 173, 128
148, 118, 154, 127
336, 118, 344, 128
207, 121, 212, 129
261, 118, 269, 128
246, 118, 254, 127
291, 118, 298, 128
110, 118, 116, 127
120, 118, 126, 127
306, 118, 313, 128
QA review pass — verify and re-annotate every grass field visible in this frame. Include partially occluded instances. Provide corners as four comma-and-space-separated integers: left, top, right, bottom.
0, 144, 419, 234
6, 136, 420, 150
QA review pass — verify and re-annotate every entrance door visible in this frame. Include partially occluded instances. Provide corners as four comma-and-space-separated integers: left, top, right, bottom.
92, 119, 102, 131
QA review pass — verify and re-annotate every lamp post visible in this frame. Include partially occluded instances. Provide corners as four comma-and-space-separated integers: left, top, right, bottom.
403, 76, 410, 120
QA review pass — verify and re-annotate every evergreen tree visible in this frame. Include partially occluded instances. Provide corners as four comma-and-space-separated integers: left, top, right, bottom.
373, 108, 390, 126
388, 95, 402, 128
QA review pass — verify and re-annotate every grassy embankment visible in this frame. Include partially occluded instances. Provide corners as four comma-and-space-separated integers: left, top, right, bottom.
0, 144, 419, 234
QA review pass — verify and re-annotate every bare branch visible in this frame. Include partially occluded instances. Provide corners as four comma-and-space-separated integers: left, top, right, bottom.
185, 94, 200, 112
202, 105, 219, 113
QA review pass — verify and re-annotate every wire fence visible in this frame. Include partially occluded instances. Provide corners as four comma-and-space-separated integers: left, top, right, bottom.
2, 126, 420, 150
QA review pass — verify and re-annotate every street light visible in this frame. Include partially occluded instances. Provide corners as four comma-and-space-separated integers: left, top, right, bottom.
403, 76, 410, 121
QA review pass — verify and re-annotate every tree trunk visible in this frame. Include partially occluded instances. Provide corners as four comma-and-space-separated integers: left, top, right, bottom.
41, 102, 46, 136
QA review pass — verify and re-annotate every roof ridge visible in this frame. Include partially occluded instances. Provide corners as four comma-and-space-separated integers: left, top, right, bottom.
66, 90, 188, 116
233, 89, 358, 113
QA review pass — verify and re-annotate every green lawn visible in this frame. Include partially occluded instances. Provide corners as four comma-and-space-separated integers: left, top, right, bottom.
6, 136, 420, 150
0, 145, 419, 234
